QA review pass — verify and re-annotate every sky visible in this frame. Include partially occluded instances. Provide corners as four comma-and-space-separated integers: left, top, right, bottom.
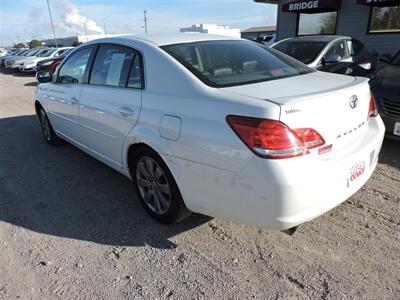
0, 0, 277, 46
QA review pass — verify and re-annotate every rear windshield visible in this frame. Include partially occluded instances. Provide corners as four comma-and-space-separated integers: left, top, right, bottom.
162, 40, 312, 88
273, 40, 328, 64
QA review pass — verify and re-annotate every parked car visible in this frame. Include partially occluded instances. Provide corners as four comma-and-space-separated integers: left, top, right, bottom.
272, 35, 377, 77
35, 48, 74, 73
5, 48, 47, 70
256, 34, 276, 47
370, 51, 400, 139
0, 49, 28, 66
34, 34, 384, 231
20, 47, 73, 73
0, 48, 8, 57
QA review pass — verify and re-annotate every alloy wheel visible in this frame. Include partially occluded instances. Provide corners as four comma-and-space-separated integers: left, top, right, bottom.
136, 156, 171, 214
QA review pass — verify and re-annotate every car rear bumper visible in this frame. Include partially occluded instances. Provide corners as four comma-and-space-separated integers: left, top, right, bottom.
171, 117, 385, 230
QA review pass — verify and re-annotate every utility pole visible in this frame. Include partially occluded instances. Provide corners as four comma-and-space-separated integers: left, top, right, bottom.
143, 10, 148, 34
46, 0, 58, 47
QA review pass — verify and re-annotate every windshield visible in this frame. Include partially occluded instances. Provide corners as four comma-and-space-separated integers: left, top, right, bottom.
272, 40, 328, 64
391, 52, 400, 65
54, 48, 71, 57
38, 48, 57, 57
162, 40, 312, 88
24, 49, 38, 56
60, 48, 73, 57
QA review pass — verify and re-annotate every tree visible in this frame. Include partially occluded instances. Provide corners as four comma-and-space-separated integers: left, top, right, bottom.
320, 13, 337, 35
30, 39, 42, 48
14, 43, 26, 48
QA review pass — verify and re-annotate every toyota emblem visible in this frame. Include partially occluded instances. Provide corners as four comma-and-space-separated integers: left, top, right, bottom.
349, 95, 358, 109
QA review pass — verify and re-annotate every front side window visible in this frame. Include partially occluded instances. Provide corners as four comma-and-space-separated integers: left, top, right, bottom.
162, 40, 313, 88
57, 47, 93, 84
369, 5, 400, 33
298, 12, 338, 35
273, 40, 327, 64
325, 40, 347, 59
90, 45, 136, 88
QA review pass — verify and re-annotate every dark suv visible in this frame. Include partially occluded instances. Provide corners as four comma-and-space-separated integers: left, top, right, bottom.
370, 51, 400, 139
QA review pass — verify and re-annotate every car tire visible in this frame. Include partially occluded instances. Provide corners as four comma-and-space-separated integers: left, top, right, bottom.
38, 107, 62, 145
131, 146, 190, 224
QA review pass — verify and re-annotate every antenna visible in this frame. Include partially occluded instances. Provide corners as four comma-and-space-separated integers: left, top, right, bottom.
143, 10, 148, 34
46, 0, 58, 47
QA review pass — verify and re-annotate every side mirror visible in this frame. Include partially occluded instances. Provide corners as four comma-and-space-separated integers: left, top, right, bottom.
379, 54, 392, 64
323, 54, 341, 64
36, 70, 53, 83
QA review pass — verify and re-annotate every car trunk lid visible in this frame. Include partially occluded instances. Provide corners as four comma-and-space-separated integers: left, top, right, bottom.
221, 71, 372, 153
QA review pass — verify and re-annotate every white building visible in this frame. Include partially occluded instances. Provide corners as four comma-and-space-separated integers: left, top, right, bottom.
180, 24, 241, 38
42, 33, 131, 47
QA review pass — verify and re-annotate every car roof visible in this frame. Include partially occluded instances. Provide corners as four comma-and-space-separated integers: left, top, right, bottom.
92, 33, 240, 47
280, 35, 350, 43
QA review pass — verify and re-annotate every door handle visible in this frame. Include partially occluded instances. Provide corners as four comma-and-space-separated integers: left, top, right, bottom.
118, 107, 135, 117
70, 97, 78, 105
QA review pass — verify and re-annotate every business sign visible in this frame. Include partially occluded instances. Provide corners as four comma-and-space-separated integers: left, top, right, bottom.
282, 0, 342, 12
357, 0, 400, 6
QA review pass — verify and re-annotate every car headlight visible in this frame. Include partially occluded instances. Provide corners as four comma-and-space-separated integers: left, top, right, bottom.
41, 61, 53, 66
26, 61, 34, 65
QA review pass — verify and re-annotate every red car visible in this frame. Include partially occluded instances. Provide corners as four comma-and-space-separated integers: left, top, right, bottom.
35, 48, 73, 73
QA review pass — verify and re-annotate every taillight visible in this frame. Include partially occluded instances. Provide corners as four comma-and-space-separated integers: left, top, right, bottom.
294, 128, 325, 149
226, 115, 325, 159
368, 94, 378, 118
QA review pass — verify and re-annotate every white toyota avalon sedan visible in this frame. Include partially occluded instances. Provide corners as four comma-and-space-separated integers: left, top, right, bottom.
34, 34, 385, 231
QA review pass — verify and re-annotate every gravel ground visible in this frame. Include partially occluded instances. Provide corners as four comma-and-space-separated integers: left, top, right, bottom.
0, 68, 399, 300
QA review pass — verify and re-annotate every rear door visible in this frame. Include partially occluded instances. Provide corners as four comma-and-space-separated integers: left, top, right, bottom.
79, 44, 143, 168
46, 46, 95, 145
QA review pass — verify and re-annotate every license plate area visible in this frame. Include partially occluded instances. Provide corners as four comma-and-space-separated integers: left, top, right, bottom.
394, 122, 400, 136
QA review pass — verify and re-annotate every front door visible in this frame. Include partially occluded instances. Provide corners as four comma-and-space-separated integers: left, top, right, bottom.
79, 44, 144, 168
46, 46, 95, 145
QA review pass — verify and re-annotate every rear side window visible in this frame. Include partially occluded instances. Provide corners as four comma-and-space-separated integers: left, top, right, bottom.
58, 47, 93, 84
90, 45, 142, 88
163, 40, 312, 88
127, 54, 144, 89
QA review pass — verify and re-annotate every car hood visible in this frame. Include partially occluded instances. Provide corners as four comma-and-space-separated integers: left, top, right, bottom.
219, 71, 358, 104
370, 64, 400, 96
38, 57, 62, 64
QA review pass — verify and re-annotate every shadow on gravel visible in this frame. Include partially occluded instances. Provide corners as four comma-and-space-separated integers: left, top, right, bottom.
0, 115, 210, 249
24, 81, 39, 87
379, 138, 400, 170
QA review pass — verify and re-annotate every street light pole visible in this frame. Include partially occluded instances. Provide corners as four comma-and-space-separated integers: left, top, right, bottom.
103, 16, 110, 37
84, 22, 88, 42
46, 0, 58, 47
143, 10, 148, 34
